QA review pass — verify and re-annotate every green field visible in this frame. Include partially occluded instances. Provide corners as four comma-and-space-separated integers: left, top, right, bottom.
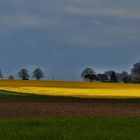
0, 118, 140, 140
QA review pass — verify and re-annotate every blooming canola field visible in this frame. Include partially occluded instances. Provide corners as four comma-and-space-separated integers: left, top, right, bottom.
0, 80, 140, 98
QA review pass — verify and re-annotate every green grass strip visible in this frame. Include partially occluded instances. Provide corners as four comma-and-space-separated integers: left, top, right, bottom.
0, 118, 140, 140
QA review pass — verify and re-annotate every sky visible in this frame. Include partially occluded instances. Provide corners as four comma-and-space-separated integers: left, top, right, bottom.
0, 0, 140, 81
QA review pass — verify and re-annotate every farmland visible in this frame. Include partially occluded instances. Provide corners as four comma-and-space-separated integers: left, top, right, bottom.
1, 80, 140, 139
1, 80, 140, 117
1, 118, 140, 140
0, 80, 140, 98
1, 91, 140, 139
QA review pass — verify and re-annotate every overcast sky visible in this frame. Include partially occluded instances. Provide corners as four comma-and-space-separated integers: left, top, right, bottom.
0, 0, 140, 80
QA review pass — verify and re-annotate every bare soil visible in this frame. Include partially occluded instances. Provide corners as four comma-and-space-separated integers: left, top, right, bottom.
0, 96, 140, 118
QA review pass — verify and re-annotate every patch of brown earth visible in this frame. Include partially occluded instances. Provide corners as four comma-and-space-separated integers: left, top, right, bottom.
0, 98, 140, 118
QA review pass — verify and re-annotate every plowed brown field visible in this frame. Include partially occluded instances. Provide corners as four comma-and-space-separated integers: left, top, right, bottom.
0, 97, 140, 118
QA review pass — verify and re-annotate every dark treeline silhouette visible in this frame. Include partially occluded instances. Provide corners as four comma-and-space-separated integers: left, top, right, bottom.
0, 68, 45, 80
18, 68, 44, 80
81, 60, 140, 83
1, 60, 140, 83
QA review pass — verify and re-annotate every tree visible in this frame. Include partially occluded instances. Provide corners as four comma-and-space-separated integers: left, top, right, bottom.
18, 69, 29, 80
104, 70, 118, 82
97, 74, 109, 82
104, 70, 114, 81
116, 71, 131, 83
131, 61, 140, 83
33, 68, 44, 80
81, 68, 97, 82
0, 69, 3, 79
110, 71, 117, 82
131, 61, 140, 75
131, 74, 140, 83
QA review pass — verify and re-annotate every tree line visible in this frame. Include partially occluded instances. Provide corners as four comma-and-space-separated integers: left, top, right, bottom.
0, 68, 44, 80
0, 60, 140, 82
81, 60, 140, 83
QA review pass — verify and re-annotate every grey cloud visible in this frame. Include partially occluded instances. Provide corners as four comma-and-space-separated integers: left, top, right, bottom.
0, 0, 140, 49
64, 5, 140, 19
0, 0, 140, 80
0, 13, 48, 29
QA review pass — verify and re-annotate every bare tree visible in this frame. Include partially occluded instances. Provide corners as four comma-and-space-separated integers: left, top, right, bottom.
18, 69, 29, 80
33, 68, 44, 80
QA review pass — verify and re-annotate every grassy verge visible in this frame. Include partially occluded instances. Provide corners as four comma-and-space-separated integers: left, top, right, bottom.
0, 118, 140, 140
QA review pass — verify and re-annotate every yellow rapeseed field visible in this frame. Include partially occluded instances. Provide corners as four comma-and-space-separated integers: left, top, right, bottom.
0, 80, 140, 98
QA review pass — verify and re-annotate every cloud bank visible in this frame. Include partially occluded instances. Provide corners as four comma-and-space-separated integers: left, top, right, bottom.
0, 0, 139, 80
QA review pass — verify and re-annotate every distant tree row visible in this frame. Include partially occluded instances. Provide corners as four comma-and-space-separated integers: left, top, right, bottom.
1, 60, 140, 83
4, 68, 44, 80
81, 60, 140, 83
